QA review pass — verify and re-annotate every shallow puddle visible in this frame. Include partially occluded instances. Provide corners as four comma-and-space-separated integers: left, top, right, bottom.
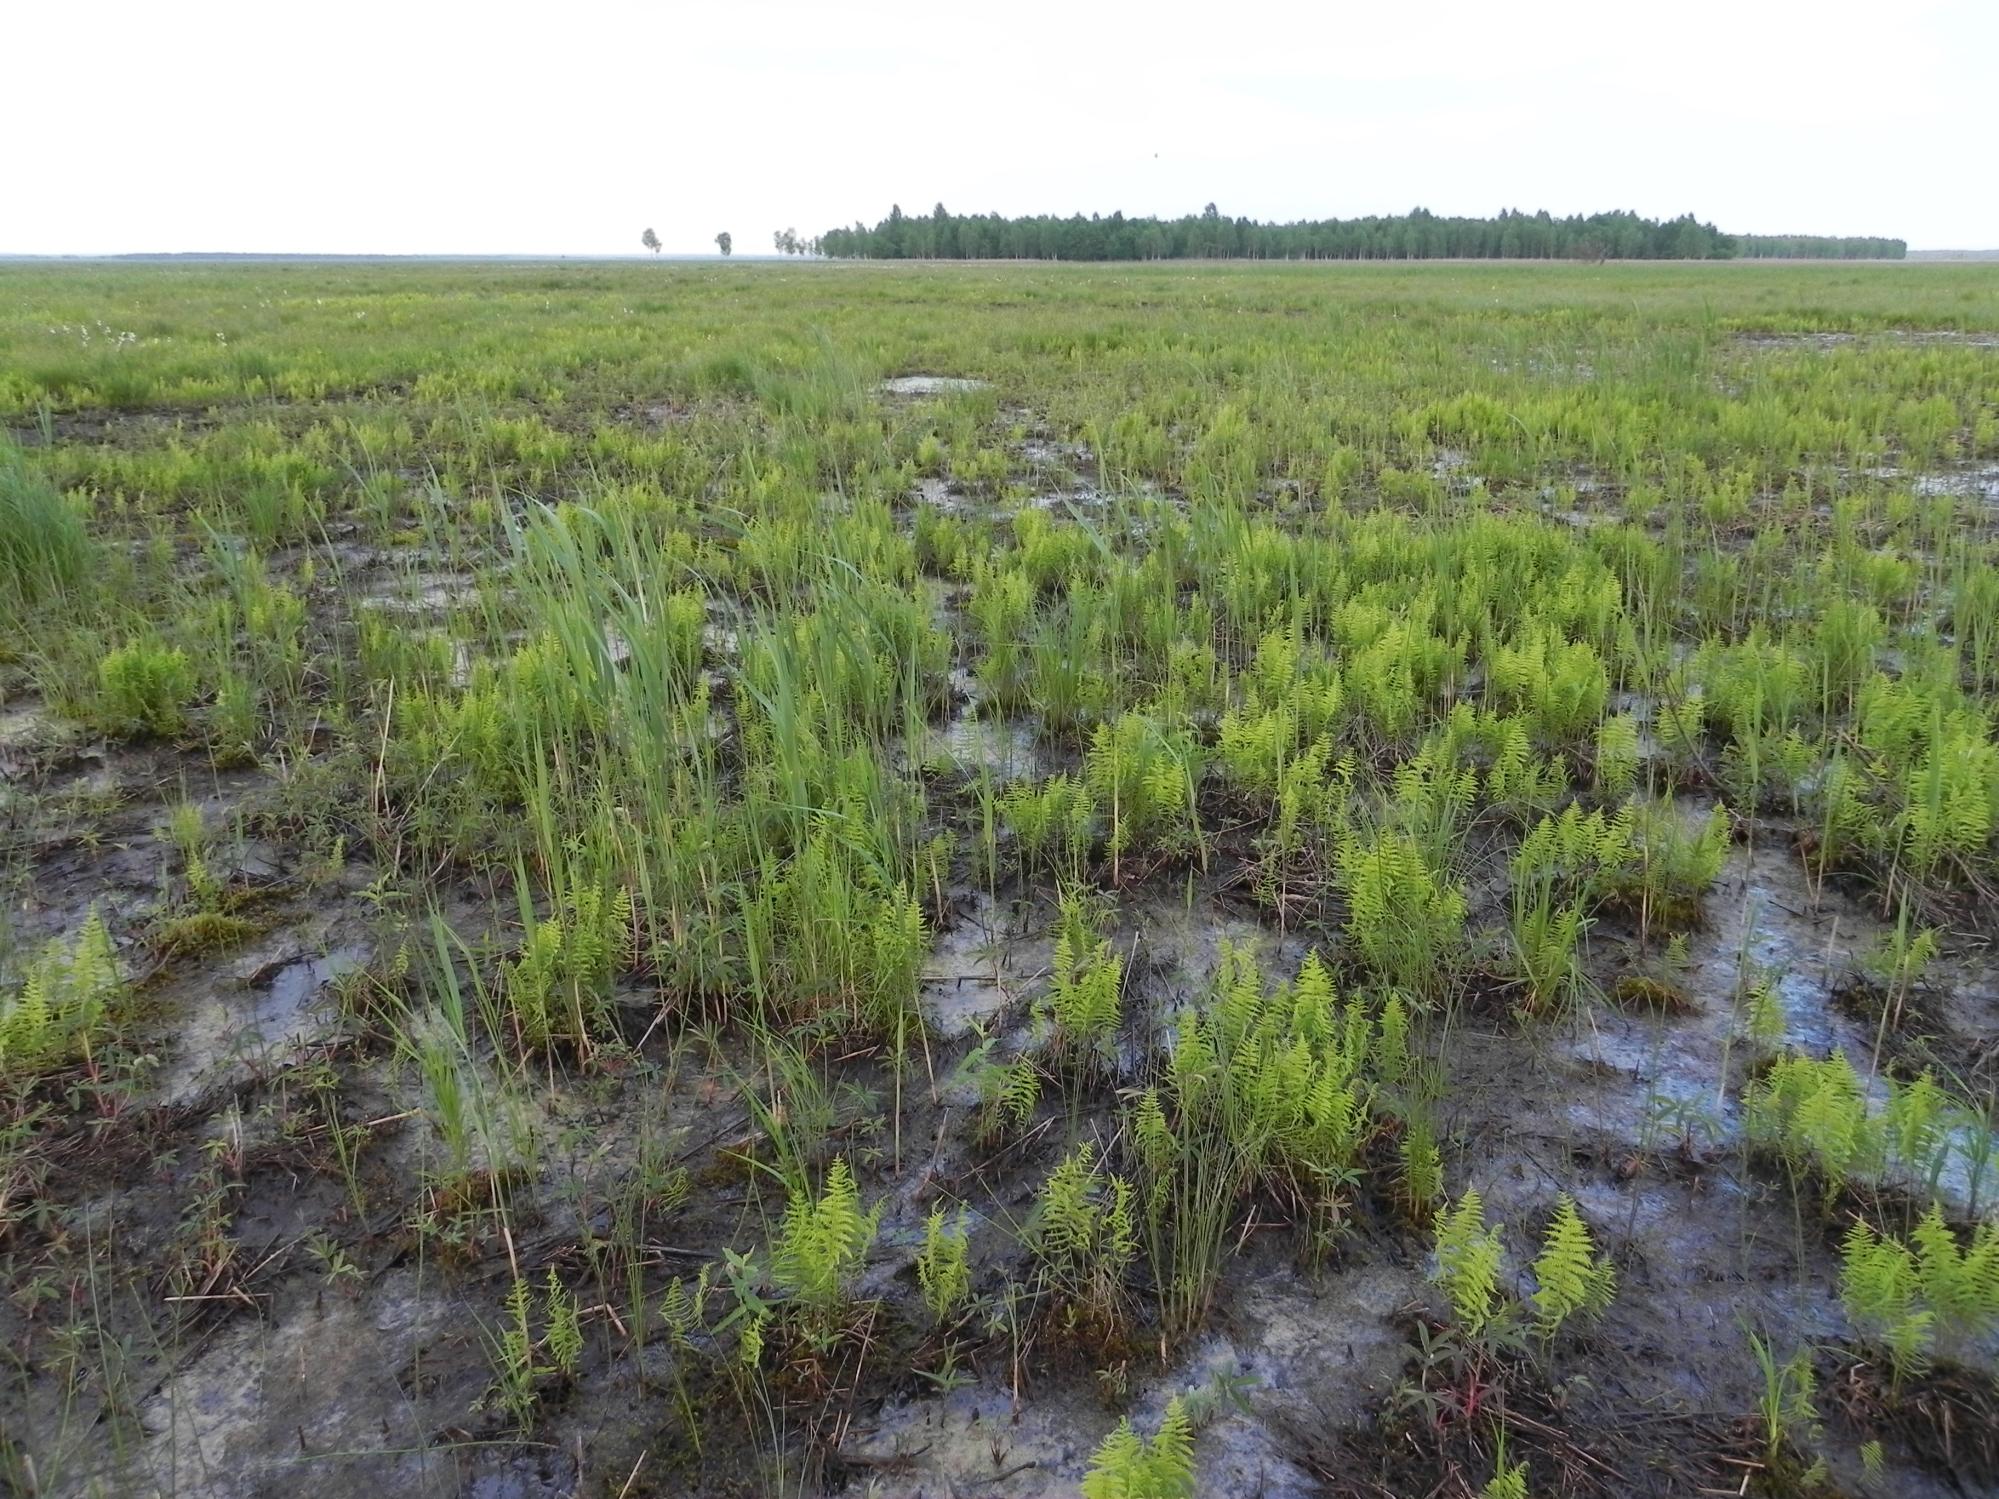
922, 705, 1042, 781
922, 892, 1039, 1041
160, 941, 370, 1103
881, 375, 989, 397
356, 570, 482, 615
1566, 839, 1876, 1146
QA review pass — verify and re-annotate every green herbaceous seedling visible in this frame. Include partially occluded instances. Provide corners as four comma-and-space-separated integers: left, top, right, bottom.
1528, 1194, 1617, 1342
1033, 1143, 1139, 1349
1431, 1188, 1615, 1344
1840, 1206, 1999, 1382
1433, 1190, 1507, 1336
1746, 1049, 1991, 1207
1482, 1451, 1530, 1499
1082, 1395, 1197, 1499
1746, 1329, 1825, 1479
1042, 886, 1124, 1067
771, 1157, 881, 1332
1134, 947, 1396, 1336
487, 1268, 586, 1428
0, 910, 121, 1072
916, 1205, 973, 1324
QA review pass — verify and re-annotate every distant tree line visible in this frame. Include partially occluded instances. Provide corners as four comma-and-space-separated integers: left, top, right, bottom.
1732, 234, 1908, 260
815, 204, 1906, 262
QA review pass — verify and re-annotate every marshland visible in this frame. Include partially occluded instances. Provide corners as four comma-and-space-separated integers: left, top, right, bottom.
2, 258, 1998, 1498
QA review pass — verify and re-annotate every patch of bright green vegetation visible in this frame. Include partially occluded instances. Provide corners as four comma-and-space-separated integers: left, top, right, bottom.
0, 910, 121, 1072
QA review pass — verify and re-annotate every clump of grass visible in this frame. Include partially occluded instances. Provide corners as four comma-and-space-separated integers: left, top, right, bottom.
1609, 974, 1694, 1013
1605, 800, 1731, 931
0, 441, 92, 624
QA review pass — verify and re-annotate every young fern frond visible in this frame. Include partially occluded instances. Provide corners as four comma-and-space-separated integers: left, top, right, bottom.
917, 1205, 973, 1324
489, 1273, 538, 1427
1043, 888, 1123, 1066
1529, 1194, 1616, 1340
1337, 823, 1466, 992
976, 1052, 1041, 1141
1034, 1144, 1137, 1345
1397, 1116, 1444, 1224
543, 1268, 583, 1378
1745, 1049, 1883, 1191
1878, 1205, 1999, 1362
1433, 1189, 1505, 1336
771, 1157, 880, 1324
1910, 1208, 1978, 1347
1082, 1395, 1197, 1499
1482, 1444, 1530, 1499
1594, 712, 1642, 799
1840, 1218, 1932, 1381
0, 907, 123, 1073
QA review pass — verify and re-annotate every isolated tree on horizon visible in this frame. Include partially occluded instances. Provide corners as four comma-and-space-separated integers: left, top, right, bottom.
715, 231, 732, 256
641, 227, 661, 255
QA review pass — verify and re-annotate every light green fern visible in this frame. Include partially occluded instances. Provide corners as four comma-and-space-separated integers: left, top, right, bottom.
771, 1157, 880, 1324
1745, 1050, 1883, 1191
1434, 1189, 1505, 1336
1482, 1434, 1530, 1499
1043, 888, 1123, 1065
0, 908, 122, 1073
1911, 1204, 1999, 1353
1082, 1395, 1196, 1499
917, 1205, 972, 1324
976, 1052, 1040, 1140
1529, 1194, 1616, 1340
503, 879, 634, 1049
1851, 1204, 1999, 1370
1034, 1143, 1137, 1342
491, 1272, 538, 1427
543, 1268, 582, 1378
1337, 823, 1466, 991
1398, 1116, 1443, 1223
1594, 713, 1642, 799
1840, 1218, 1932, 1380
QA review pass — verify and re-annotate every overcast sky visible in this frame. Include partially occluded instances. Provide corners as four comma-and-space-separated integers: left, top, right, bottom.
7, 0, 1991, 255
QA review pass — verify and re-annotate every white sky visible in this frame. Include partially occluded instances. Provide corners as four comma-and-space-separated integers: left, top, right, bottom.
6, 0, 1992, 255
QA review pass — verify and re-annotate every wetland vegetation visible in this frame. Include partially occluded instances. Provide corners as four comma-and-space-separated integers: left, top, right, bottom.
1, 257, 1996, 1497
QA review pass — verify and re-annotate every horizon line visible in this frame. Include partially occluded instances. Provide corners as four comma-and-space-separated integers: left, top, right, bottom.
4, 249, 1992, 263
